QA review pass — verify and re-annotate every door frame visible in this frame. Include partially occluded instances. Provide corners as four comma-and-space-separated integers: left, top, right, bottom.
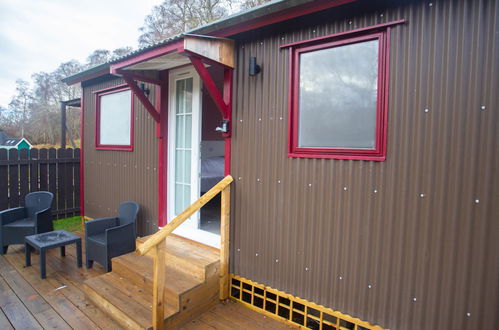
167, 65, 221, 248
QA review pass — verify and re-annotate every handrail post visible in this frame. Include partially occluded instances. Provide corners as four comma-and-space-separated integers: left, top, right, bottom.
153, 239, 166, 330
220, 185, 231, 300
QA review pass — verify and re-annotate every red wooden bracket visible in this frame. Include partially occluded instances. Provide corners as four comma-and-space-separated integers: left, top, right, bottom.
189, 56, 228, 117
122, 74, 160, 123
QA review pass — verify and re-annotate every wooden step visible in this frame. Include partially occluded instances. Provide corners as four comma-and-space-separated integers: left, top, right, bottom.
136, 235, 220, 281
112, 252, 204, 309
84, 273, 177, 329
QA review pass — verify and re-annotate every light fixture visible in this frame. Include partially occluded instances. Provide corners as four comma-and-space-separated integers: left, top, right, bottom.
140, 83, 150, 96
249, 57, 261, 75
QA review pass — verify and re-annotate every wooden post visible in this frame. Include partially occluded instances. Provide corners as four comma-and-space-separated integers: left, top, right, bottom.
220, 185, 231, 300
152, 239, 166, 330
60, 102, 66, 149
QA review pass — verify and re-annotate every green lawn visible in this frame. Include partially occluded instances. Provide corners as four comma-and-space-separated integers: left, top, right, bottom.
53, 216, 81, 232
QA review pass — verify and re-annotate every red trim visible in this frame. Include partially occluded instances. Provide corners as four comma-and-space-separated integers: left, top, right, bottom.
157, 70, 169, 227
279, 19, 405, 48
95, 86, 135, 151
212, 0, 356, 37
122, 74, 161, 123
288, 30, 390, 161
223, 67, 233, 174
189, 56, 228, 117
80, 88, 85, 218
110, 41, 184, 72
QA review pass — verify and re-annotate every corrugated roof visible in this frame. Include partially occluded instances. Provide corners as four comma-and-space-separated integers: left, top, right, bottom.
62, 0, 323, 84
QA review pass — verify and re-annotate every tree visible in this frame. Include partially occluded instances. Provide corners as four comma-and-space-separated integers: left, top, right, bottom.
138, 0, 227, 47
239, 0, 272, 10
8, 80, 33, 137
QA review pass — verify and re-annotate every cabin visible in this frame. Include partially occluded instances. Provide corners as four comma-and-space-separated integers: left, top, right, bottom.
0, 130, 32, 151
62, 0, 498, 329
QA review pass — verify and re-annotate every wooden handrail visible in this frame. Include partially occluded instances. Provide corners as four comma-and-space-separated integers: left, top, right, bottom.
136, 175, 233, 330
136, 175, 233, 256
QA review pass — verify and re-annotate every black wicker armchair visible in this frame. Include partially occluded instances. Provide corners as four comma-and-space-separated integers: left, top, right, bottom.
85, 201, 139, 272
0, 191, 54, 254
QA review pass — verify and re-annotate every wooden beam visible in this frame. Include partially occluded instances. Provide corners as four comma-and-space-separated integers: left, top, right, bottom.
184, 35, 234, 68
220, 185, 231, 300
114, 70, 163, 86
122, 74, 160, 123
152, 240, 166, 330
189, 56, 227, 117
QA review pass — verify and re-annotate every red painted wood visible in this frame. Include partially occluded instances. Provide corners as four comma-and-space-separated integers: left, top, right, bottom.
95, 85, 135, 151
223, 67, 233, 175
279, 19, 405, 48
122, 74, 161, 123
157, 70, 169, 227
110, 40, 184, 72
189, 56, 228, 117
288, 30, 389, 161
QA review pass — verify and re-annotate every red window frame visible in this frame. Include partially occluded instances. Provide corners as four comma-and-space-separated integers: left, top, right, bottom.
288, 30, 390, 161
95, 85, 134, 151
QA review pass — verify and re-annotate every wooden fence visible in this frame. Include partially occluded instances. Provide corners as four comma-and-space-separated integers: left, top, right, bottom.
0, 148, 80, 219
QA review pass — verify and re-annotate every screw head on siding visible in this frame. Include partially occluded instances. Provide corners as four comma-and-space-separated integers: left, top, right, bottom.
338, 276, 343, 280
424, 108, 430, 113
237, 248, 240, 252
343, 187, 348, 191
277, 180, 281, 184
275, 259, 279, 263
349, 21, 352, 25
480, 105, 486, 110
255, 253, 259, 256
474, 199, 480, 204
373, 189, 378, 193
420, 193, 425, 198
257, 178, 261, 182
380, 13, 384, 17
466, 312, 471, 317
258, 118, 262, 121
413, 297, 417, 302
305, 267, 309, 271
429, 2, 433, 7
279, 117, 283, 120
239, 119, 243, 122
308, 183, 312, 187
368, 284, 372, 289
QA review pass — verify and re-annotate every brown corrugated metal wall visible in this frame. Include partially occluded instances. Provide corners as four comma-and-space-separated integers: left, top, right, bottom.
82, 77, 159, 236
230, 0, 499, 329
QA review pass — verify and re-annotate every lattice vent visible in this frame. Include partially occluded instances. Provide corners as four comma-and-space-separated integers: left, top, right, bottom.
230, 275, 387, 330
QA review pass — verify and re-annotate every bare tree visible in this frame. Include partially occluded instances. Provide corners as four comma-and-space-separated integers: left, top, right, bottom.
8, 80, 33, 137
138, 0, 227, 47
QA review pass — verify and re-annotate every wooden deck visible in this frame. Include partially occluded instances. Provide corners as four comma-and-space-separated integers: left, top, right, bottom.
0, 233, 295, 329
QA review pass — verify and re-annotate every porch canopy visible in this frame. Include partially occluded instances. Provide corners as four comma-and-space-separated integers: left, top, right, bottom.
109, 34, 234, 129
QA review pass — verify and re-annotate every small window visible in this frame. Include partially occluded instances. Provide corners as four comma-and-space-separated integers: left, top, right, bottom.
96, 87, 134, 151
289, 31, 389, 160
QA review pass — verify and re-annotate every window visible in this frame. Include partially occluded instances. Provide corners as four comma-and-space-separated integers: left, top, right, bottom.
95, 86, 134, 151
288, 31, 389, 160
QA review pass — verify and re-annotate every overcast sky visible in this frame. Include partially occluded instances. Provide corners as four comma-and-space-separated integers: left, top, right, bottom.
0, 0, 163, 107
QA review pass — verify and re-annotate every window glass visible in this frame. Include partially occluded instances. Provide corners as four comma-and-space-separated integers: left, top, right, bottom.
99, 90, 132, 146
298, 39, 378, 149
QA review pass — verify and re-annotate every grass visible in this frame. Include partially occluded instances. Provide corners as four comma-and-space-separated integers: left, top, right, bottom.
53, 216, 81, 232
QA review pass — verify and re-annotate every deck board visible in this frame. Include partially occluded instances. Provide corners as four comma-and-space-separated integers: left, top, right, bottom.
0, 232, 296, 330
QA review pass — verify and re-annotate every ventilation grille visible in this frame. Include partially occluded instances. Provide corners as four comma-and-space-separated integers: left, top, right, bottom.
230, 275, 387, 330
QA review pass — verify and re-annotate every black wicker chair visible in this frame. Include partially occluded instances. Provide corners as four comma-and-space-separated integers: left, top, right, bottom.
0, 191, 54, 254
85, 201, 139, 272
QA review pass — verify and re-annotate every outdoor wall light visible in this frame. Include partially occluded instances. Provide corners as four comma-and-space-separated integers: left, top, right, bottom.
249, 57, 261, 75
140, 83, 150, 96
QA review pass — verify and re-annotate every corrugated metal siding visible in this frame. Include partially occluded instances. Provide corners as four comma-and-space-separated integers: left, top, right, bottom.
230, 0, 499, 329
83, 77, 159, 236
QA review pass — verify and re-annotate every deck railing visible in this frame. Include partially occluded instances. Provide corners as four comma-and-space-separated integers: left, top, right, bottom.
136, 175, 234, 330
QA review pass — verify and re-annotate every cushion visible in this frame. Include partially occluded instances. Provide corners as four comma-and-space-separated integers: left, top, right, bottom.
3, 218, 34, 228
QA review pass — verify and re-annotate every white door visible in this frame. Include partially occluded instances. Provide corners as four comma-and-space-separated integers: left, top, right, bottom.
168, 66, 220, 248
